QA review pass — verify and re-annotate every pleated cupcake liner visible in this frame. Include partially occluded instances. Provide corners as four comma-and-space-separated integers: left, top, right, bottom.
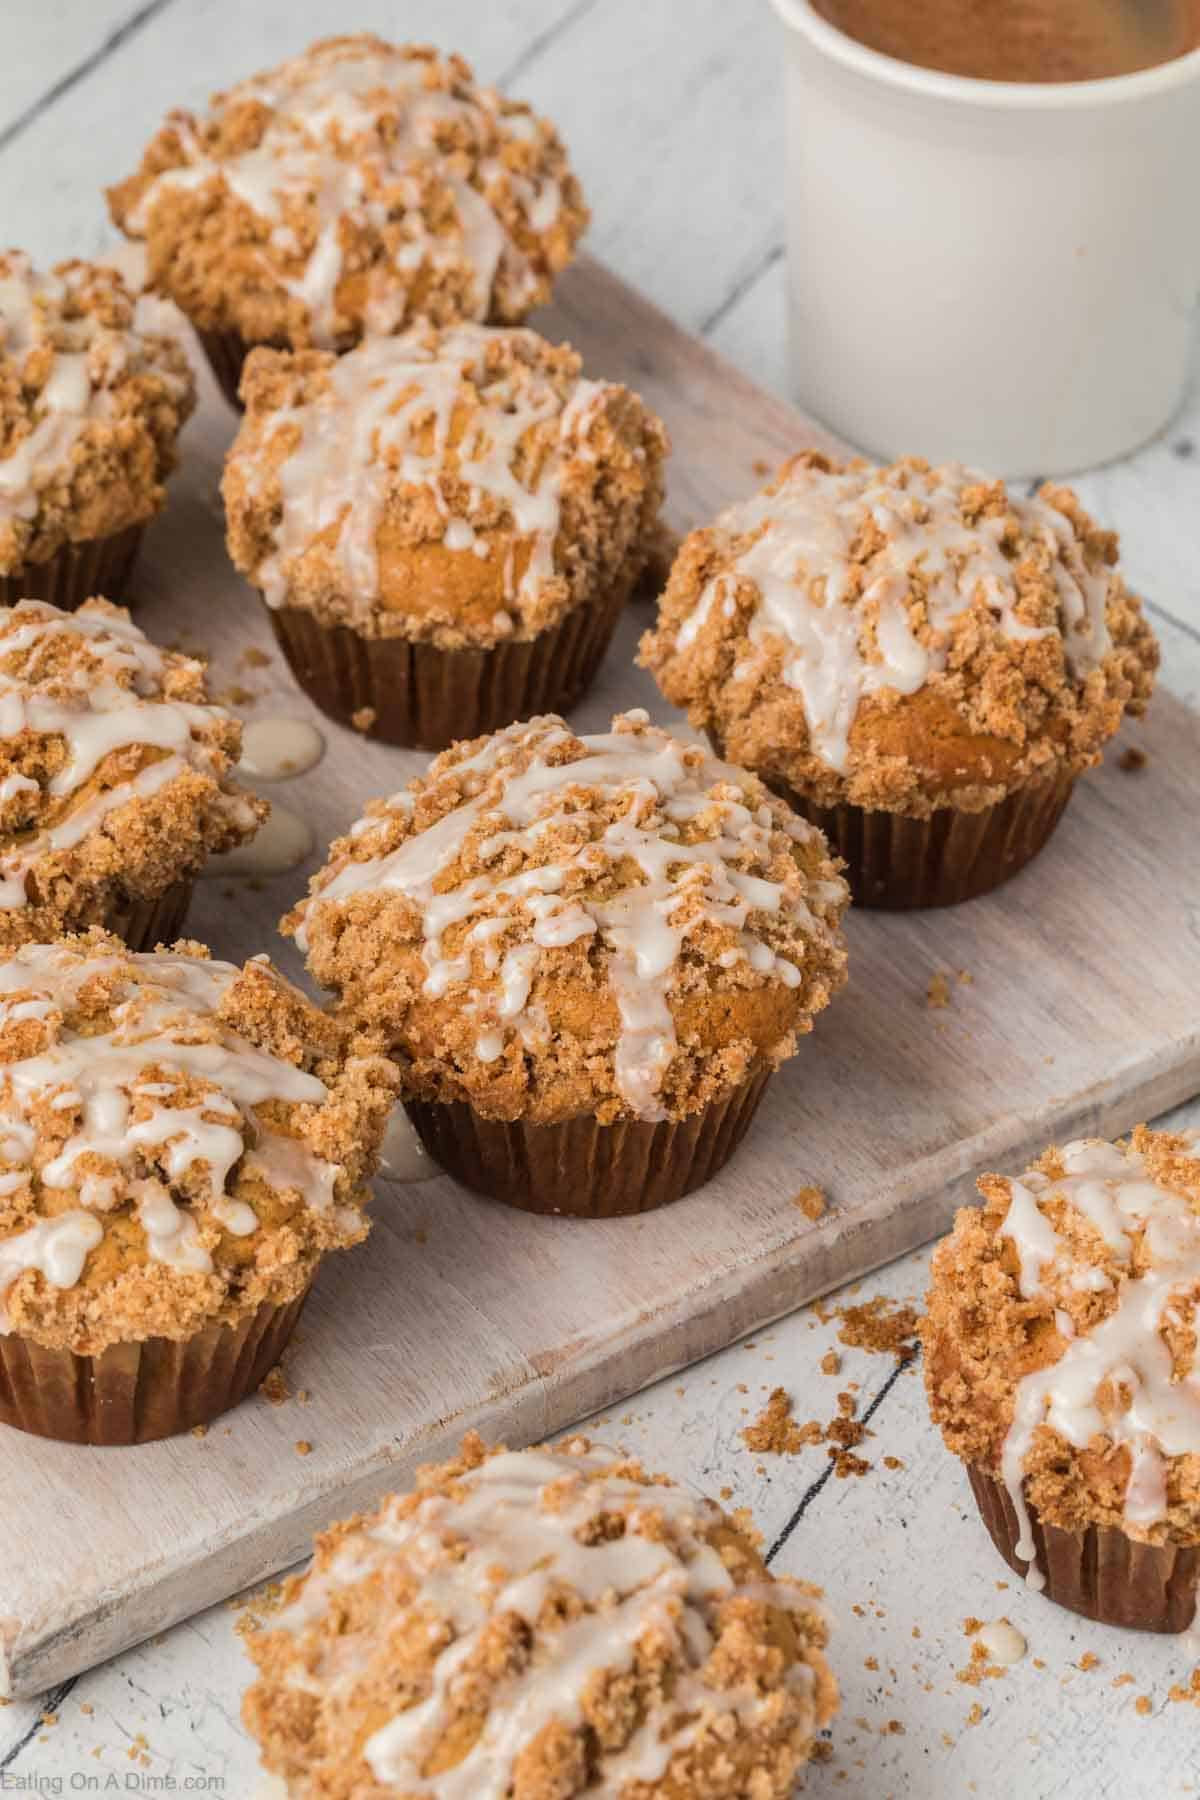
0, 522, 146, 612
763, 767, 1077, 910
967, 1464, 1200, 1634
403, 1068, 772, 1217
0, 1287, 309, 1446
101, 877, 194, 952
264, 583, 628, 752
196, 326, 255, 410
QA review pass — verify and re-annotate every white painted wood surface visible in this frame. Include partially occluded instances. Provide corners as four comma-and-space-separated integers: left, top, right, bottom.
1, 3, 1198, 1794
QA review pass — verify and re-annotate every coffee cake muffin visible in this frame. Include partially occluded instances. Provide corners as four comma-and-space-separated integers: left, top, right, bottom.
924, 1127, 1200, 1631
0, 251, 194, 609
642, 453, 1158, 908
0, 932, 398, 1443
0, 598, 265, 949
224, 323, 669, 749
242, 1433, 837, 1797
285, 710, 849, 1216
108, 35, 589, 407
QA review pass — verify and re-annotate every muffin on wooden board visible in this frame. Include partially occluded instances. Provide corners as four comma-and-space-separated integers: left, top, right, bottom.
0, 933, 398, 1444
923, 1127, 1200, 1631
241, 1432, 838, 1798
642, 453, 1158, 908
0, 251, 194, 609
284, 709, 849, 1217
223, 323, 669, 749
0, 598, 264, 950
107, 34, 589, 407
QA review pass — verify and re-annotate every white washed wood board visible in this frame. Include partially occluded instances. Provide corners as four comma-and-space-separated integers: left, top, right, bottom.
1, 256, 1198, 1701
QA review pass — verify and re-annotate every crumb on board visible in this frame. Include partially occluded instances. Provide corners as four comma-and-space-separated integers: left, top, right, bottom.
926, 972, 952, 1009
794, 1183, 828, 1220
966, 1702, 985, 1727
351, 706, 377, 733
1112, 1672, 1135, 1688
837, 1297, 921, 1361
190, 1423, 208, 1439
821, 1350, 841, 1376
883, 1454, 904, 1470
1118, 745, 1148, 772
740, 1387, 822, 1455
240, 646, 271, 668
294, 1439, 313, 1457
1135, 1695, 1153, 1716
957, 968, 973, 985
752, 457, 773, 477
260, 1365, 291, 1406
1168, 1670, 1200, 1706
1078, 1651, 1100, 1672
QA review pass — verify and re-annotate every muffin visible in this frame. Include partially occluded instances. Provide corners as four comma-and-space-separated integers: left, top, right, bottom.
924, 1127, 1200, 1632
223, 324, 669, 749
0, 251, 194, 609
642, 453, 1158, 909
242, 1432, 838, 1797
0, 597, 265, 949
107, 35, 589, 408
284, 709, 849, 1216
0, 932, 398, 1444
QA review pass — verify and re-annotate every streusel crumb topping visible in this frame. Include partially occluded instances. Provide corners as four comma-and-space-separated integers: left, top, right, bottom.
223, 324, 669, 646
285, 710, 850, 1126
924, 1127, 1200, 1552
0, 932, 399, 1355
0, 599, 266, 942
642, 454, 1157, 816
108, 35, 589, 350
0, 251, 194, 572
242, 1432, 837, 1799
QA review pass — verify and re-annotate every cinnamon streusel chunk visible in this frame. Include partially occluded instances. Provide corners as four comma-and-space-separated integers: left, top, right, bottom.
0, 598, 264, 946
107, 35, 589, 354
242, 1433, 837, 1798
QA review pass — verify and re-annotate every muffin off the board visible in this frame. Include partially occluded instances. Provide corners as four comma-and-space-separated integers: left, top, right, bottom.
924, 1128, 1200, 1631
242, 1433, 837, 1798
107, 35, 589, 406
223, 323, 668, 748
285, 710, 849, 1216
0, 934, 398, 1444
0, 598, 264, 950
642, 453, 1157, 908
0, 251, 194, 609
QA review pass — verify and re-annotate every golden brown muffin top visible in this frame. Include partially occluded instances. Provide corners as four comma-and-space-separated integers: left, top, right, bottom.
285, 710, 850, 1127
242, 1432, 837, 1799
107, 35, 589, 351
0, 251, 194, 573
0, 599, 265, 944
923, 1127, 1200, 1553
0, 932, 399, 1355
223, 323, 669, 647
641, 453, 1158, 817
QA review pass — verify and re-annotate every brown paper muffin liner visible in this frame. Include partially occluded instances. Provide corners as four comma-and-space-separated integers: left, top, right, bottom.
404, 1068, 771, 1217
967, 1465, 1200, 1633
196, 326, 255, 410
265, 584, 628, 752
0, 1288, 309, 1445
0, 522, 146, 612
99, 877, 194, 952
762, 767, 1077, 910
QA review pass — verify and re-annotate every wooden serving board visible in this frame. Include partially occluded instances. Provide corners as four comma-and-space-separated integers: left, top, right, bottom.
2, 257, 1199, 1700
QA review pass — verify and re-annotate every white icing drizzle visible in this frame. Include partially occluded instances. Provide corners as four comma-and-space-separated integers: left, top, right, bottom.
205, 803, 314, 877
0, 601, 249, 909
376, 1107, 431, 1184
270, 1443, 824, 1798
296, 713, 844, 1121
0, 253, 186, 539
997, 1139, 1200, 1590
0, 944, 339, 1321
239, 716, 324, 780
247, 325, 599, 616
676, 461, 1115, 772
126, 41, 561, 346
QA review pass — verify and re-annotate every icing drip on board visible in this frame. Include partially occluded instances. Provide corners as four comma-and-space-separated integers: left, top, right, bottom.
126, 42, 562, 347
0, 600, 255, 909
0, 943, 341, 1322
250, 326, 602, 616
997, 1138, 1200, 1590
238, 716, 324, 780
675, 461, 1115, 772
268, 1442, 825, 1799
296, 712, 845, 1121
